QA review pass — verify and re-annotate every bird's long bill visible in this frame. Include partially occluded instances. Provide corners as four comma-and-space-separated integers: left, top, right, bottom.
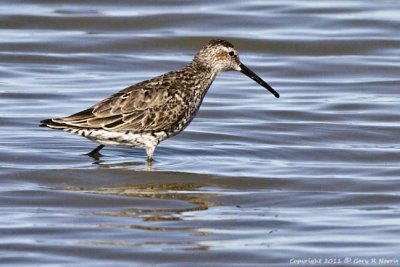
239, 63, 280, 98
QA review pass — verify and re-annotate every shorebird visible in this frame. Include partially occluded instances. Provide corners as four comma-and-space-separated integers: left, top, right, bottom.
40, 39, 279, 162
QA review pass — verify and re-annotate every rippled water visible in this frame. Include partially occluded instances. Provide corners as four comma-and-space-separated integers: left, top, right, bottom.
1, 0, 400, 266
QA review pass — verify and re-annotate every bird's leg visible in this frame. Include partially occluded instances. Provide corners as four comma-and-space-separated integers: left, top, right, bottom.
87, 144, 105, 158
146, 158, 153, 171
145, 146, 155, 164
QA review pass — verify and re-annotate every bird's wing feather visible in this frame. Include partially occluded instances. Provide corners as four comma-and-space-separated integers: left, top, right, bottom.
53, 71, 189, 133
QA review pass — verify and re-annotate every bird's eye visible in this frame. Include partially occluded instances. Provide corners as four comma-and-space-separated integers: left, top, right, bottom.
229, 51, 235, 56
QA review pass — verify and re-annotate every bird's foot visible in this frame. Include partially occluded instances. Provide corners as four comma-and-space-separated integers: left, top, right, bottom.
86, 144, 105, 159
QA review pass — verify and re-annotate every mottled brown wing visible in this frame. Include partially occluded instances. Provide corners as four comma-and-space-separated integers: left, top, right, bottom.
54, 72, 187, 133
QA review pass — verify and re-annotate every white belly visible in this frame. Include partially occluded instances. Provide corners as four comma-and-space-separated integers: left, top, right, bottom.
65, 128, 168, 148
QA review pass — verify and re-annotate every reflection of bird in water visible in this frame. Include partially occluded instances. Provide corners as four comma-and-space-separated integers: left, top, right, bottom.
41, 39, 279, 162
66, 182, 219, 221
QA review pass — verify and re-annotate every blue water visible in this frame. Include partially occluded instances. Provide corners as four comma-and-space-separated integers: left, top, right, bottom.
1, 0, 400, 266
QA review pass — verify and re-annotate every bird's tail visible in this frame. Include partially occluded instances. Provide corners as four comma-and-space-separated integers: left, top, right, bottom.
39, 118, 69, 129
40, 108, 95, 130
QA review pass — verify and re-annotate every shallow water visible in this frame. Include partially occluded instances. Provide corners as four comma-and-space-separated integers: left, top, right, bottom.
1, 0, 400, 266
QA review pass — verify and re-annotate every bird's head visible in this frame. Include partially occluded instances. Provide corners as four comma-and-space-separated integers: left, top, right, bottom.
194, 39, 279, 98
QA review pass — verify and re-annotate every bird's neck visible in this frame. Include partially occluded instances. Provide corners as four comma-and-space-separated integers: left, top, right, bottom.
189, 55, 218, 74
185, 57, 218, 83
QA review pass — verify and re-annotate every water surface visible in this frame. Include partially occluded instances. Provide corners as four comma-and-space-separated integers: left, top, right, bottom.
1, 0, 400, 266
